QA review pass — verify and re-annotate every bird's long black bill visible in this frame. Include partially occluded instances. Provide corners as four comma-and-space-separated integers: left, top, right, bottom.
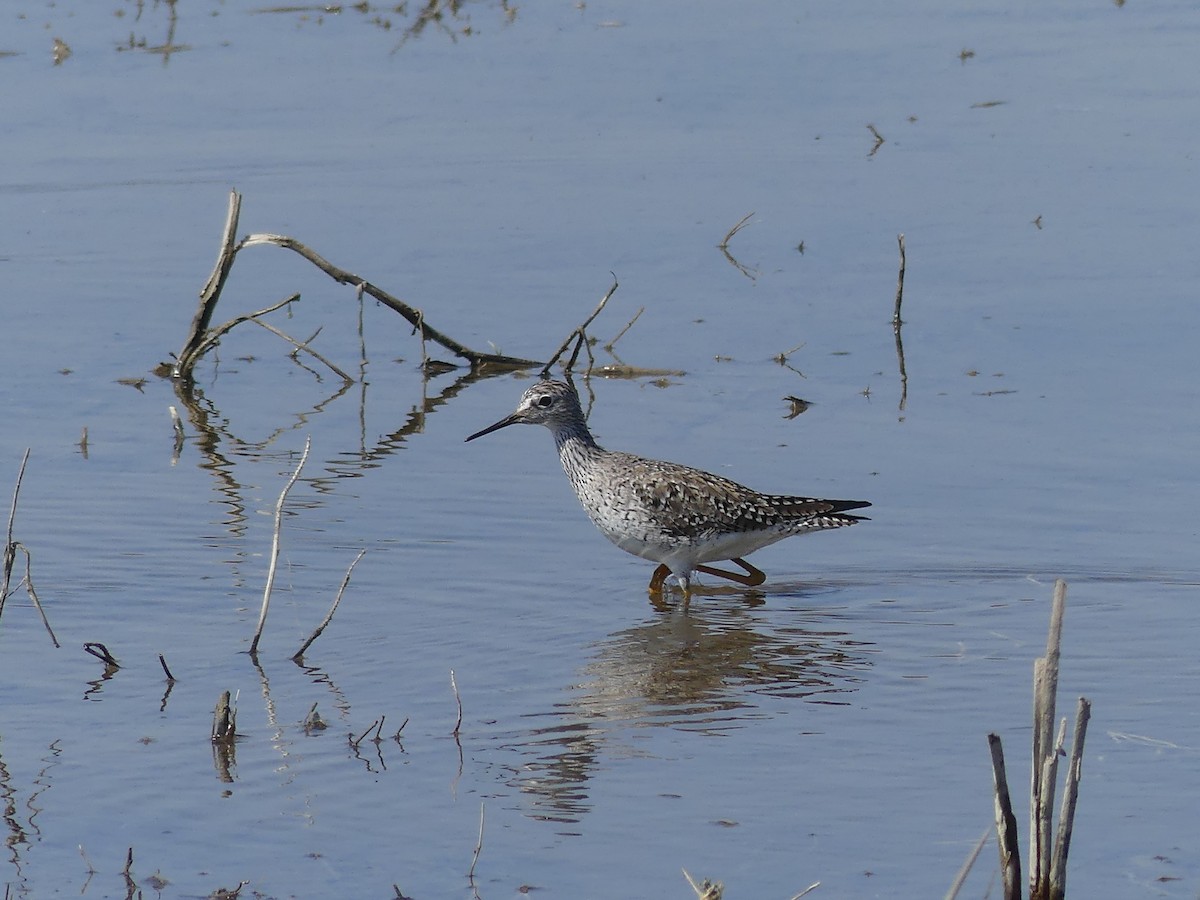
464, 415, 519, 442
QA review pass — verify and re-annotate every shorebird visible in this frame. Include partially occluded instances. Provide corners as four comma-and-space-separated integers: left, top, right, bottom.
465, 379, 869, 594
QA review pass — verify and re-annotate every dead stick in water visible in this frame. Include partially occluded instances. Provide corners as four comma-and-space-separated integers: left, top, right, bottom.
1030, 579, 1066, 896
944, 825, 992, 900
293, 549, 367, 660
17, 547, 59, 647
540, 276, 619, 377
468, 802, 485, 884
184, 293, 300, 367
893, 233, 907, 328
893, 234, 909, 412
239, 231, 541, 371
987, 733, 1022, 900
1049, 696, 1091, 898
175, 190, 242, 375
249, 317, 354, 385
249, 437, 311, 657
1, 449, 31, 619
719, 212, 755, 249
450, 669, 464, 737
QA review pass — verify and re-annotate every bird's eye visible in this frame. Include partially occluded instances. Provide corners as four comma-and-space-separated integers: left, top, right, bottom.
536, 396, 554, 408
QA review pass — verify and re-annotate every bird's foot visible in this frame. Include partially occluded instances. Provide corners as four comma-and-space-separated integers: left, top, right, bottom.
694, 558, 766, 587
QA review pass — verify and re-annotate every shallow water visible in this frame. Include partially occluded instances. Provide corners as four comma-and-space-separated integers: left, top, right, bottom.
2, 1, 1199, 897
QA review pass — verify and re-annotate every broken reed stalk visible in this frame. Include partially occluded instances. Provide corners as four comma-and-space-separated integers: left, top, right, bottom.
1049, 697, 1091, 898
249, 437, 311, 657
539, 275, 619, 377
682, 869, 724, 900
1030, 579, 1066, 896
1, 449, 31, 620
293, 548, 367, 660
985, 578, 1088, 900
987, 734, 1022, 900
212, 690, 237, 743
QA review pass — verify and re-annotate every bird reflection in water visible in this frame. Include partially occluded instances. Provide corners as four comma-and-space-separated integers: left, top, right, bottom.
498, 594, 873, 825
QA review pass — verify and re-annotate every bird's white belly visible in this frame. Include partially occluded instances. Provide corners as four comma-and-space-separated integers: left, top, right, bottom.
596, 517, 787, 569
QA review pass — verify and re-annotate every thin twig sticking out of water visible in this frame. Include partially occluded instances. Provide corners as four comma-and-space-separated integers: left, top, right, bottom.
249, 437, 311, 657
1, 449, 30, 619
293, 549, 367, 661
717, 212, 757, 280
718, 212, 754, 249
450, 669, 464, 737
893, 233, 908, 413
468, 802, 485, 895
944, 826, 992, 900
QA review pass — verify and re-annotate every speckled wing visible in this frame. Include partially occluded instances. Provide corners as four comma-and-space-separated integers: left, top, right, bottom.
615, 453, 869, 541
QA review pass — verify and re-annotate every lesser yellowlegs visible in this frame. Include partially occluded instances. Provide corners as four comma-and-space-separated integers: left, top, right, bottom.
465, 379, 869, 594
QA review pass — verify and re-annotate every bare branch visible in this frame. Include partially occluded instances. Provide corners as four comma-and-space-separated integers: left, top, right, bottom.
240, 232, 541, 371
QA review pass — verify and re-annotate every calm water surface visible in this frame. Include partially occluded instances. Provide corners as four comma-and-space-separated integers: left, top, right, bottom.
2, 1, 1198, 897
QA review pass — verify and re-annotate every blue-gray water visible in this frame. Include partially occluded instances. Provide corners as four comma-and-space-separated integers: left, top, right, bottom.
2, 2, 1197, 897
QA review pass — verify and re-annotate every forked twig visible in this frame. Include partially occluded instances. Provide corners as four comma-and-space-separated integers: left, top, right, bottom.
249, 437, 311, 656
540, 276, 619, 377
249, 317, 354, 384
184, 293, 301, 369
718, 212, 754, 249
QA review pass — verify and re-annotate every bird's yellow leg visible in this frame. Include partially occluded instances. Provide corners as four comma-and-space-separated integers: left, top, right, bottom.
695, 557, 766, 587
